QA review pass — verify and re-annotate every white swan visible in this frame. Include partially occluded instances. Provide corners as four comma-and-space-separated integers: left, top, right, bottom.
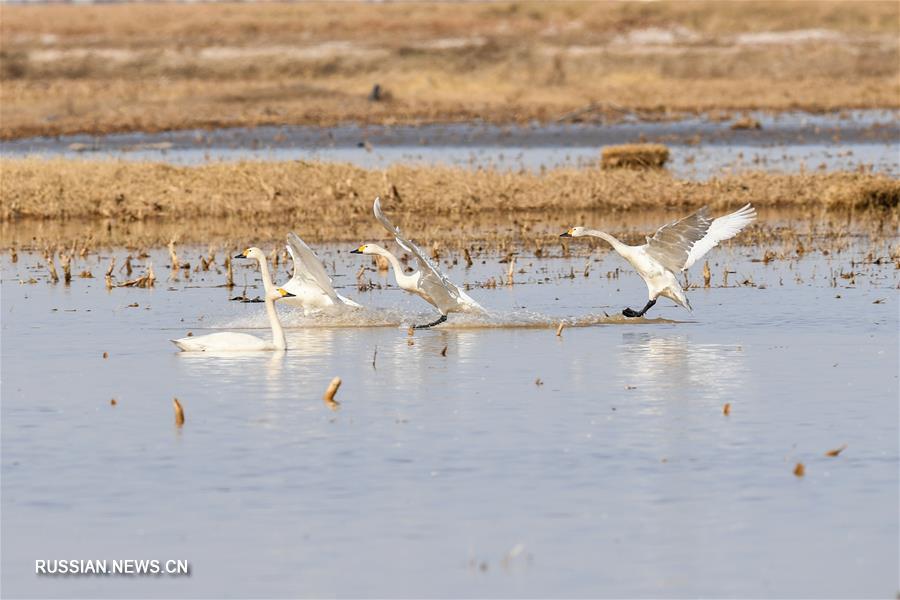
171, 247, 294, 352
561, 204, 756, 317
280, 232, 362, 313
351, 197, 485, 328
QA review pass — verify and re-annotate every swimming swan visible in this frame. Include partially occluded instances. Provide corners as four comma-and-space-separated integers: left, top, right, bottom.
281, 232, 362, 313
171, 247, 295, 352
351, 197, 485, 328
561, 204, 756, 317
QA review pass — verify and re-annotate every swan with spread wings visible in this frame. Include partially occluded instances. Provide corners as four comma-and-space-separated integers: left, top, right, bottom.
351, 197, 485, 328
561, 204, 756, 317
281, 232, 362, 313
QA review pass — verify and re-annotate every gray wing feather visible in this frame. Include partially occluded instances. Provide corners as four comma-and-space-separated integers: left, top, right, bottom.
373, 196, 456, 291
644, 207, 713, 273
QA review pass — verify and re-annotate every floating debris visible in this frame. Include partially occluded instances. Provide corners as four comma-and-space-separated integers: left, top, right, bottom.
173, 397, 185, 427
323, 376, 342, 410
793, 462, 805, 477
825, 444, 847, 457
556, 322, 565, 336
723, 402, 731, 416
102, 352, 108, 359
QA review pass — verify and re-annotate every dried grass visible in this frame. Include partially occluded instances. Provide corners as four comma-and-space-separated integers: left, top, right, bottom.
2, 159, 896, 225
601, 144, 670, 169
1, 2, 897, 138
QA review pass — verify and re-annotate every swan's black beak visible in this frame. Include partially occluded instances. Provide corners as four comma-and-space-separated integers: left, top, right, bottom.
349, 249, 362, 254
277, 289, 296, 298
559, 231, 572, 238
234, 253, 246, 259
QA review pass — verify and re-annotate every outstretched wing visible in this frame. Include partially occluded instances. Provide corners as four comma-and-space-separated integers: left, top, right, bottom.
373, 196, 484, 313
286, 232, 340, 302
683, 203, 756, 270
644, 207, 713, 273
374, 196, 455, 290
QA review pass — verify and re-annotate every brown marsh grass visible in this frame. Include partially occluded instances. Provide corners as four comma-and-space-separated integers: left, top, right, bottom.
1, 1, 898, 139
1, 158, 897, 248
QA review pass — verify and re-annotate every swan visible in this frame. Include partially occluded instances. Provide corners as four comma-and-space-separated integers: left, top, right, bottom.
171, 247, 295, 352
561, 204, 756, 317
280, 232, 362, 313
351, 197, 485, 328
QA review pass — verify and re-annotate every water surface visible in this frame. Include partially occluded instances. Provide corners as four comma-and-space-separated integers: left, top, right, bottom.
2, 236, 897, 598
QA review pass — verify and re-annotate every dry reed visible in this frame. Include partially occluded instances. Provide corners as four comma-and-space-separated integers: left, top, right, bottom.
3, 159, 897, 227
601, 144, 670, 169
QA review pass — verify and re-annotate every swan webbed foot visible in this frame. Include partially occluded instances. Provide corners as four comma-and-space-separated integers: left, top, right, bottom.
414, 314, 448, 329
622, 299, 657, 318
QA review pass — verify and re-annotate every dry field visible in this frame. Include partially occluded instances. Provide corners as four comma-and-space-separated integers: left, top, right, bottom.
1, 1, 898, 139
2, 158, 897, 247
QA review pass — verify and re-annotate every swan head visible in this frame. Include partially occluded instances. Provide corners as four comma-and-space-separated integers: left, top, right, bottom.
269, 287, 296, 301
234, 247, 267, 261
350, 244, 385, 255
560, 227, 586, 238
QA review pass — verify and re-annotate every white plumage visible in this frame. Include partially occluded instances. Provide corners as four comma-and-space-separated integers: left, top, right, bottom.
171, 247, 294, 352
281, 232, 362, 313
351, 197, 485, 328
562, 204, 756, 317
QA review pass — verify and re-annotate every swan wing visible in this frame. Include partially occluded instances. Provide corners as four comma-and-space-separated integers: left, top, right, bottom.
286, 232, 340, 303
644, 207, 713, 273
374, 196, 483, 313
373, 196, 456, 292
683, 203, 756, 270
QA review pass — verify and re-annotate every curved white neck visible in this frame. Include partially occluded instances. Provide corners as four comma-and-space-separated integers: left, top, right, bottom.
254, 255, 286, 350
372, 247, 416, 288
586, 230, 628, 252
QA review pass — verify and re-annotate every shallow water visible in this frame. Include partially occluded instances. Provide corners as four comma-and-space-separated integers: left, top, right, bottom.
2, 236, 898, 598
2, 110, 898, 179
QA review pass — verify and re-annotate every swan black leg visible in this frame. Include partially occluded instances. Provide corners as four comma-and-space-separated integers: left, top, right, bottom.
623, 299, 656, 318
414, 314, 448, 329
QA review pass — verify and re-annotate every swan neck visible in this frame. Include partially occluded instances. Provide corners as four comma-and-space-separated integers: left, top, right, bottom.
255, 255, 276, 295
265, 296, 286, 350
590, 230, 625, 250
374, 247, 408, 285
256, 255, 285, 350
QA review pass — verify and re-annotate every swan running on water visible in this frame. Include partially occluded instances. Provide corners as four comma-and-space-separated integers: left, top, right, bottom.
281, 232, 362, 313
171, 247, 294, 351
351, 197, 485, 328
561, 204, 756, 317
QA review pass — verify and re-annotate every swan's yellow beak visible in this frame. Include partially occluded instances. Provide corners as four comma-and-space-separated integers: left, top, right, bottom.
277, 288, 295, 298
560, 228, 573, 238
350, 245, 366, 254
234, 248, 249, 258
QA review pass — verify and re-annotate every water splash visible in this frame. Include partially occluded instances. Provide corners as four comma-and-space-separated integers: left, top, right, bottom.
218, 305, 683, 330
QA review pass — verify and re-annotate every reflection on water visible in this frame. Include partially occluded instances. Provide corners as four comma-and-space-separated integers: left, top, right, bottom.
619, 332, 747, 405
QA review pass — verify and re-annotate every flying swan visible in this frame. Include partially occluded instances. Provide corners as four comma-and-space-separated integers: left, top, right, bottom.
351, 197, 485, 328
171, 247, 295, 352
561, 204, 756, 317
281, 232, 362, 313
